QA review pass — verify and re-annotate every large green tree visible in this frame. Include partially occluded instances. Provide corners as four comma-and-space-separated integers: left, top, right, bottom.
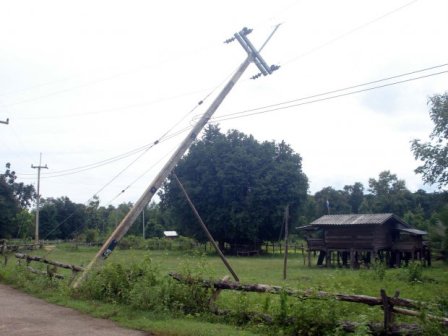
314, 187, 351, 216
0, 163, 36, 238
39, 197, 86, 240
411, 92, 448, 189
364, 171, 412, 216
343, 182, 364, 214
159, 125, 308, 248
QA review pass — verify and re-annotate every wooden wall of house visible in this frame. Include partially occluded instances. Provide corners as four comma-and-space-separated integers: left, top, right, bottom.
324, 226, 375, 249
372, 224, 392, 251
392, 234, 423, 251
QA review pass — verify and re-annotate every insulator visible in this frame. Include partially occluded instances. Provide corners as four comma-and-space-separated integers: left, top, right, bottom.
241, 27, 253, 35
250, 73, 262, 80
224, 37, 235, 44
270, 64, 280, 72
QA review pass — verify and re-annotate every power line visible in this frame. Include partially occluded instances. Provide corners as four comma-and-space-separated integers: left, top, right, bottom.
14, 62, 448, 181
33, 82, 225, 239
0, 44, 223, 109
212, 69, 448, 122
282, 0, 419, 66
28, 66, 448, 239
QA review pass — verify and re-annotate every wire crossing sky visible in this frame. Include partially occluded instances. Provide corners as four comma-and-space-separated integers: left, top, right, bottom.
1, 0, 447, 206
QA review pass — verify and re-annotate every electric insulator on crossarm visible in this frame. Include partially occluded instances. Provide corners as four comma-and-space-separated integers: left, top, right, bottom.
270, 65, 281, 72
224, 37, 235, 44
240, 27, 253, 35
251, 65, 280, 80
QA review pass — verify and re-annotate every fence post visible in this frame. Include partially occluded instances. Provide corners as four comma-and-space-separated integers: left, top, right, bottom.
1, 240, 7, 265
381, 288, 395, 332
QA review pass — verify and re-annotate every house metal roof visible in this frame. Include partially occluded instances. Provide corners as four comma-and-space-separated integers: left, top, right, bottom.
309, 213, 407, 226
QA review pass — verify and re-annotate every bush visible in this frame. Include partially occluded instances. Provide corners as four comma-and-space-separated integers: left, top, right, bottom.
406, 261, 423, 283
76, 256, 211, 314
84, 229, 99, 243
372, 260, 386, 280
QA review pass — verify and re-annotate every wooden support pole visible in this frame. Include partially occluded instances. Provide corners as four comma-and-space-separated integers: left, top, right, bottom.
381, 289, 393, 332
283, 204, 289, 280
350, 248, 355, 269
173, 174, 239, 282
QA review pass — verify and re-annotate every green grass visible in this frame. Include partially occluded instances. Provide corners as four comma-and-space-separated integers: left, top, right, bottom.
2, 244, 448, 335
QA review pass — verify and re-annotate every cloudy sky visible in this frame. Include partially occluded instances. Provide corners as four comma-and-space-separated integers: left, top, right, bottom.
1, 0, 447, 207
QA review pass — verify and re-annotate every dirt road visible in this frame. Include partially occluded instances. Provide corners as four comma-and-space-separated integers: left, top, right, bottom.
0, 283, 152, 336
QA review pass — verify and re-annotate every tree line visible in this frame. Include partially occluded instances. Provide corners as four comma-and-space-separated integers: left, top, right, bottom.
0, 93, 446, 254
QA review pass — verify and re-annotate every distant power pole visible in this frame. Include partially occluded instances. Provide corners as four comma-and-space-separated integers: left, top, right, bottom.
32, 154, 48, 244
0, 118, 9, 125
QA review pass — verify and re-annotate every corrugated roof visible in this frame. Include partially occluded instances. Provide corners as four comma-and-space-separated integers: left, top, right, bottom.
310, 213, 405, 226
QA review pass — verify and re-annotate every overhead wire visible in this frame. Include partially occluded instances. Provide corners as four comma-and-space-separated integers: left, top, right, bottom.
212, 68, 448, 122
101, 66, 241, 204
0, 42, 223, 110
282, 0, 419, 66
37, 68, 233, 238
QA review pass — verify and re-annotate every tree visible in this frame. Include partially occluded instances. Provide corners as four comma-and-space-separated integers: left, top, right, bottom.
314, 187, 351, 216
159, 125, 308, 248
411, 92, 448, 189
38, 197, 87, 240
343, 182, 364, 214
0, 163, 36, 238
367, 171, 412, 216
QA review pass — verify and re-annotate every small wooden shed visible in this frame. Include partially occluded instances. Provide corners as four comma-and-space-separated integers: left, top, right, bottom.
299, 213, 430, 268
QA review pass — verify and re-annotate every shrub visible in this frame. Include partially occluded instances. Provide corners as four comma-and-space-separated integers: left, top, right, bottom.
372, 260, 386, 280
406, 261, 423, 283
75, 255, 211, 314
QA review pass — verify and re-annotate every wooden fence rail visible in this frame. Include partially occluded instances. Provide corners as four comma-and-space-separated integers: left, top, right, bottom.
15, 253, 84, 281
169, 272, 448, 334
1, 240, 42, 265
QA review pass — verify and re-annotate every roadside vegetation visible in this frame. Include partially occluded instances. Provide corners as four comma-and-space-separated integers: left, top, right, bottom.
1, 243, 447, 335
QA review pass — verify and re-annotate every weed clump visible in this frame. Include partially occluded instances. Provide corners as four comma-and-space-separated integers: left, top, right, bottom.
75, 256, 211, 314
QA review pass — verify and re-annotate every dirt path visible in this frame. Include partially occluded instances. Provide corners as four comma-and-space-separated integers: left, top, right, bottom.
0, 283, 152, 336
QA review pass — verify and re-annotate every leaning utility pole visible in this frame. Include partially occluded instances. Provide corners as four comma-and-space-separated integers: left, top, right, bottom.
73, 27, 280, 288
32, 153, 48, 244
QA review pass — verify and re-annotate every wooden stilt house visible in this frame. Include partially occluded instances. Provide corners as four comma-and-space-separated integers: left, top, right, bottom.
299, 213, 430, 268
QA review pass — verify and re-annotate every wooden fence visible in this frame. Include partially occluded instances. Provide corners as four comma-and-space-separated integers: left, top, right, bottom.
15, 253, 84, 282
1, 240, 42, 265
169, 272, 448, 334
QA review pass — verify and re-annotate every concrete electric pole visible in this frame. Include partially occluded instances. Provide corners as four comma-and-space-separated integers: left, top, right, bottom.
32, 154, 48, 244
73, 26, 280, 288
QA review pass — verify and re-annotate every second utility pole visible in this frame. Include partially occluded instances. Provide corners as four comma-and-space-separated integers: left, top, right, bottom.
32, 153, 48, 244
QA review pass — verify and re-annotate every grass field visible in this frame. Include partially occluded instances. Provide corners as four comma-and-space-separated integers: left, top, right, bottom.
1, 244, 448, 335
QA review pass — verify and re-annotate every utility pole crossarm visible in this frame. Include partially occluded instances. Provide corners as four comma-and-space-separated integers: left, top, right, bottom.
72, 26, 280, 288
